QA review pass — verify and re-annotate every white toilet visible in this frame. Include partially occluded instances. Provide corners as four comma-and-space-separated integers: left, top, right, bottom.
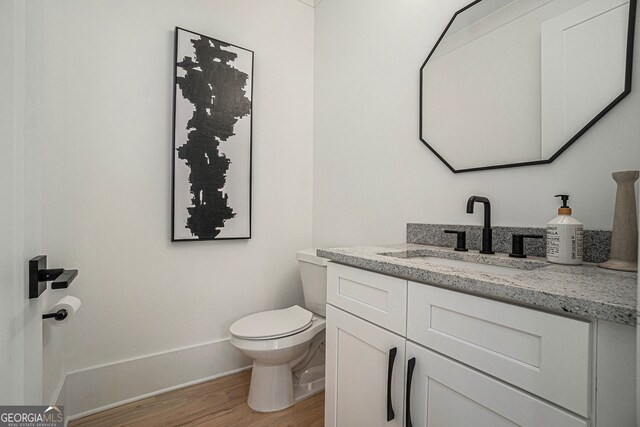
229, 249, 328, 412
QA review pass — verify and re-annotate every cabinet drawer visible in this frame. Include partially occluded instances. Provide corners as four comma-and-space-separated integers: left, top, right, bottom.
406, 342, 587, 427
407, 282, 591, 417
327, 263, 407, 335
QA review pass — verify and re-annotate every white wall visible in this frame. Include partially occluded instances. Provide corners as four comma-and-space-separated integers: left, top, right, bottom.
313, 0, 640, 248
23, 0, 314, 409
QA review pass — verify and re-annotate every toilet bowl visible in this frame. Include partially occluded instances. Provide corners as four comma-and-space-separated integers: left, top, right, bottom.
229, 249, 328, 412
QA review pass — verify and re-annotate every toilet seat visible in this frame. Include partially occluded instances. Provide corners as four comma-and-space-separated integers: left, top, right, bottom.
230, 305, 313, 340
230, 316, 326, 353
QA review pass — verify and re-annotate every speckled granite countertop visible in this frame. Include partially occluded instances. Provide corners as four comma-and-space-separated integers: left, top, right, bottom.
317, 243, 637, 326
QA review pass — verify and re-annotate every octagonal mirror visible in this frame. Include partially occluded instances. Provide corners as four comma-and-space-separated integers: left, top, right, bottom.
420, 0, 636, 173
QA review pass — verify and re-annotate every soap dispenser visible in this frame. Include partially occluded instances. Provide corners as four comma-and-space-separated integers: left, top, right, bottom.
546, 195, 583, 265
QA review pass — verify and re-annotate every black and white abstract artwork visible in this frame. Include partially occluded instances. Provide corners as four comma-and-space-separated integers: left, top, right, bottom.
172, 27, 253, 241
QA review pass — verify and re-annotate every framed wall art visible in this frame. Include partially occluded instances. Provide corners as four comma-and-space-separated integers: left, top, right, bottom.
172, 27, 253, 241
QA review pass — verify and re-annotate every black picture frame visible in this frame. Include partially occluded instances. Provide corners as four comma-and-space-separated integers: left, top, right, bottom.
171, 27, 254, 241
419, 0, 637, 173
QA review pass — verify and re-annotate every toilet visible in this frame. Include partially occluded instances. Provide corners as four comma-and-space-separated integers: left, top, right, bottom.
229, 249, 328, 412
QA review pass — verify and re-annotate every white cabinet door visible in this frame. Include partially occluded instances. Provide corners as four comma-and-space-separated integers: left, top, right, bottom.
405, 342, 588, 427
325, 304, 405, 427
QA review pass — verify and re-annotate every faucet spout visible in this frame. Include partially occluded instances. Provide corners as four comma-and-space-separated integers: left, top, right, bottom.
466, 196, 494, 254
466, 196, 491, 229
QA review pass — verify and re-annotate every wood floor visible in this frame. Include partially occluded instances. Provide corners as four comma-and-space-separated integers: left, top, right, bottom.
69, 370, 324, 427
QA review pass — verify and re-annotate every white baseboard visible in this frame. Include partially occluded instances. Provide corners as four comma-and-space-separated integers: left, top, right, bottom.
49, 370, 66, 406
60, 337, 251, 422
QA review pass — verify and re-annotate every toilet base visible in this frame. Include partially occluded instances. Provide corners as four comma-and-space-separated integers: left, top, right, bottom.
247, 361, 294, 412
231, 317, 327, 413
247, 362, 325, 412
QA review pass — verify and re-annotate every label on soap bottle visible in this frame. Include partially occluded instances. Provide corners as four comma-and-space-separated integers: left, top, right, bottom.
546, 224, 583, 265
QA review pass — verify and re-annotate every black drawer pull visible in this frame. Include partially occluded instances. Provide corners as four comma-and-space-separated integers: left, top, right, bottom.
406, 357, 416, 427
387, 347, 398, 421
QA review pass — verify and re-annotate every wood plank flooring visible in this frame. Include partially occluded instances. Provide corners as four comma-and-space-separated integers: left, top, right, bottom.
69, 370, 324, 427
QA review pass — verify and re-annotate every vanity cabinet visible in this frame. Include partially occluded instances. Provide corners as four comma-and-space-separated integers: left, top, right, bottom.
324, 262, 636, 427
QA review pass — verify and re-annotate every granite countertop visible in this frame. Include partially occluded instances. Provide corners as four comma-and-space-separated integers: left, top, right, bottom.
317, 243, 638, 326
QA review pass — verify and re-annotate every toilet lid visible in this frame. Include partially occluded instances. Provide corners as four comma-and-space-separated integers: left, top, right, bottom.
230, 305, 313, 340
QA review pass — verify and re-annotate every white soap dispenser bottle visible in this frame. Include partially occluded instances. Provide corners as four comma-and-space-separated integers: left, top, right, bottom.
546, 195, 583, 265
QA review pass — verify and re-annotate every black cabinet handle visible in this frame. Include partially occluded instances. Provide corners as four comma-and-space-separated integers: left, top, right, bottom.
406, 357, 416, 427
387, 347, 397, 421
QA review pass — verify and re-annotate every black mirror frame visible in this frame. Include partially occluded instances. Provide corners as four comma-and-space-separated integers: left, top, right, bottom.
419, 0, 637, 173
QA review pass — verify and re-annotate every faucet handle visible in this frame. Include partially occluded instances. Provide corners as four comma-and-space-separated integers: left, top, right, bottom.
509, 234, 543, 258
444, 230, 468, 252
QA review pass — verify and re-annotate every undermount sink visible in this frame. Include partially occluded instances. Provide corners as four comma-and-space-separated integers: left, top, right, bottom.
380, 247, 549, 277
405, 256, 525, 277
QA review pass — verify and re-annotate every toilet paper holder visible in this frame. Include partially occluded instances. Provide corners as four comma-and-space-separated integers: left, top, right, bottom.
29, 255, 78, 299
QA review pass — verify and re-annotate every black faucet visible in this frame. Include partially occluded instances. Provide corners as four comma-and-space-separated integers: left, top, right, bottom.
466, 196, 494, 254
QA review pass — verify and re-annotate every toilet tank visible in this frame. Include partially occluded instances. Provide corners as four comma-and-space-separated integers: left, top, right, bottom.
296, 249, 328, 317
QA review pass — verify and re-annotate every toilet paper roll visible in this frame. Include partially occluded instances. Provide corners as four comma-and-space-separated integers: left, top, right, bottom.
48, 295, 82, 326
